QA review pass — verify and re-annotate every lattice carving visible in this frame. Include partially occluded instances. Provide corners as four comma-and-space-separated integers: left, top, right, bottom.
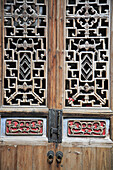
6, 119, 43, 135
65, 0, 110, 107
4, 0, 47, 106
68, 120, 106, 137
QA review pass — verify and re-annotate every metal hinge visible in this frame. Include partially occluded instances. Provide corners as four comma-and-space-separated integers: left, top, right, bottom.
48, 109, 62, 143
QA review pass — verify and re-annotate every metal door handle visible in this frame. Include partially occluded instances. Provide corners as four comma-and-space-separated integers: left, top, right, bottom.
47, 150, 54, 164
56, 151, 63, 163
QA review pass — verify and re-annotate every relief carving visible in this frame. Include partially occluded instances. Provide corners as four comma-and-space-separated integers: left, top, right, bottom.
68, 120, 106, 137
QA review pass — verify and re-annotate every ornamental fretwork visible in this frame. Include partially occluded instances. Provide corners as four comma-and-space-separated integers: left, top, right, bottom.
65, 0, 110, 107
6, 119, 43, 135
4, 0, 47, 106
68, 120, 106, 137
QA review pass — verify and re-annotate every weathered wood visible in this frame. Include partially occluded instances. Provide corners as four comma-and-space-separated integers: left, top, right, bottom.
48, 0, 53, 108
17, 145, 33, 170
32, 145, 48, 170
0, 115, 1, 137
32, 144, 56, 170
56, 144, 113, 170
0, 0, 113, 170
96, 147, 111, 170
48, 0, 64, 109
0, 0, 2, 107
0, 19, 1, 47
0, 146, 1, 170
62, 147, 82, 170
0, 145, 17, 170
0, 1, 1, 19
47, 143, 56, 170
55, 0, 64, 109
0, 145, 113, 170
55, 144, 64, 170
0, 47, 2, 80
48, 0, 57, 109
110, 0, 113, 111
0, 49, 2, 106
111, 146, 113, 170
82, 147, 96, 170
110, 116, 113, 140
63, 108, 113, 115
52, 0, 57, 109
0, 108, 49, 114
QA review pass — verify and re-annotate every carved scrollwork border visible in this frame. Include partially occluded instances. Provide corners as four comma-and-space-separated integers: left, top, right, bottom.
6, 119, 43, 135
68, 119, 107, 137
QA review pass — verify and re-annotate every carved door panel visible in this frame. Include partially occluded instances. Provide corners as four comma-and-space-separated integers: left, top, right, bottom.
0, 0, 63, 169
0, 0, 113, 170
3, 0, 48, 107
62, 0, 112, 138
55, 0, 112, 169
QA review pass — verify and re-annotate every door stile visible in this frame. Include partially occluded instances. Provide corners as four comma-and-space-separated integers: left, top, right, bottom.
47, 1, 62, 167
0, 0, 3, 107
48, 0, 57, 109
48, 0, 64, 110
55, 0, 64, 109
110, 0, 113, 141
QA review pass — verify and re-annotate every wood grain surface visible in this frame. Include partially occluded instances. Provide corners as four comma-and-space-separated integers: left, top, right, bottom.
0, 145, 113, 170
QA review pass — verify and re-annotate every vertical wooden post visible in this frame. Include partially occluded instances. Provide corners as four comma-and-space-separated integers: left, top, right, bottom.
110, 0, 113, 111
56, 0, 64, 109
48, 0, 64, 109
110, 116, 113, 140
0, 0, 2, 106
48, 0, 57, 109
0, 115, 1, 136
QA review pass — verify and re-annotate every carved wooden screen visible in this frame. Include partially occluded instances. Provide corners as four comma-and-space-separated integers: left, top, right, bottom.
1, 0, 113, 143
3, 0, 47, 107
65, 0, 110, 108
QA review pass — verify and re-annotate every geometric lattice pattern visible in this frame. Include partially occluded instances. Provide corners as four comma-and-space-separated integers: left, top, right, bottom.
65, 0, 110, 107
4, 0, 47, 106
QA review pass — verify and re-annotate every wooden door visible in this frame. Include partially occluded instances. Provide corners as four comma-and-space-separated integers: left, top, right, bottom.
0, 0, 113, 170
57, 0, 113, 169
